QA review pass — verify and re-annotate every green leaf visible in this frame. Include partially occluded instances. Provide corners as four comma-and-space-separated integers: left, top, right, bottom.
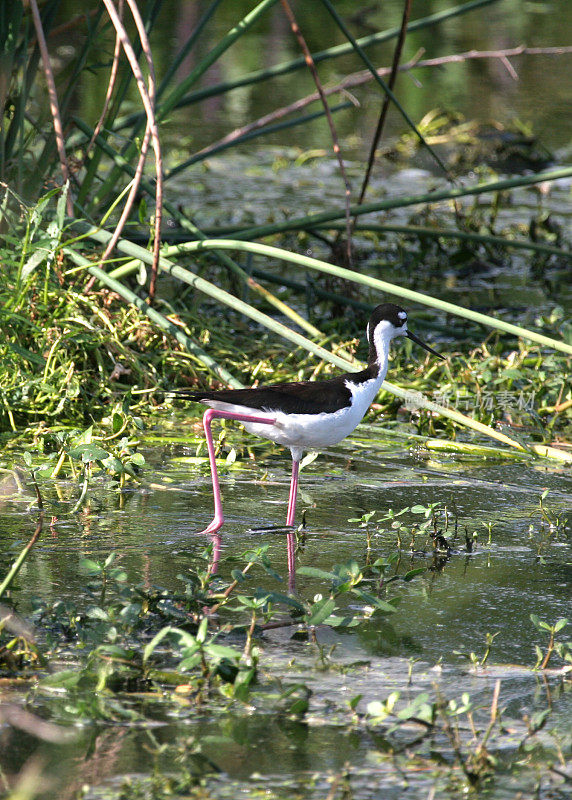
41, 668, 82, 689
306, 597, 336, 626
205, 644, 242, 661
103, 455, 125, 474
86, 606, 109, 621
261, 591, 305, 612
233, 667, 256, 700
297, 566, 337, 581
352, 590, 396, 613
179, 653, 202, 671
196, 617, 208, 644
554, 618, 568, 633
79, 558, 102, 575
403, 567, 426, 581
67, 443, 110, 462
288, 698, 309, 715
326, 614, 359, 628
349, 694, 362, 710
56, 182, 68, 230
300, 451, 319, 470
95, 644, 133, 660
143, 626, 175, 663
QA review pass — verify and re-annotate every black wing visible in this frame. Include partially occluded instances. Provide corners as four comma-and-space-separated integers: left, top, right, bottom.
172, 370, 372, 415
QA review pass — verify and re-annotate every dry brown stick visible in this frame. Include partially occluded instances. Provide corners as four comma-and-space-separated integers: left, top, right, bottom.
357, 0, 413, 209
98, 125, 152, 268
29, 0, 73, 216
125, 0, 162, 301
83, 0, 126, 294
100, 0, 163, 301
86, 0, 124, 157
191, 45, 572, 169
280, 0, 353, 265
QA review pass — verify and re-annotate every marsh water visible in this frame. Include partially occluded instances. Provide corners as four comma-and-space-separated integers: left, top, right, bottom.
3, 155, 572, 800
2, 0, 572, 797
1, 421, 571, 798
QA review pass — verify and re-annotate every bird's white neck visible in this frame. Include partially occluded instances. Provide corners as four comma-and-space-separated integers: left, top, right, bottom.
369, 319, 398, 382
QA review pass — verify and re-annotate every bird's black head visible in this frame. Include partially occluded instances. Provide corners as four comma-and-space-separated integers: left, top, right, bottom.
369, 303, 409, 332
366, 303, 444, 363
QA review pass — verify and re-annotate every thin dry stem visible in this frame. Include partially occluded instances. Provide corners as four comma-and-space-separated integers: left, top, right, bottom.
357, 0, 413, 208
100, 0, 163, 300
29, 0, 73, 216
280, 0, 353, 265
189, 45, 572, 171
86, 0, 124, 156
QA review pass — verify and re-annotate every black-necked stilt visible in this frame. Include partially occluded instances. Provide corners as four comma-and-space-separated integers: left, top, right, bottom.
177, 303, 444, 551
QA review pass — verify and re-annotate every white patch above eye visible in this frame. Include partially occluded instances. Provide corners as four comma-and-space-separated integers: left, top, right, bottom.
398, 311, 407, 321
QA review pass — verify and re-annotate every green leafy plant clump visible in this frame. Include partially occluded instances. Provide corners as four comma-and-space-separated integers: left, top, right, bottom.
0, 197, 174, 431
0, 546, 411, 698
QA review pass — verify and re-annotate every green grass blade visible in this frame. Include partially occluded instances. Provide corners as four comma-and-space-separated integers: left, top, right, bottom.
224, 165, 572, 241
68, 135, 322, 341
158, 0, 279, 120
319, 0, 451, 177
73, 226, 347, 367
317, 222, 572, 261
73, 227, 570, 461
160, 238, 572, 356
63, 246, 243, 388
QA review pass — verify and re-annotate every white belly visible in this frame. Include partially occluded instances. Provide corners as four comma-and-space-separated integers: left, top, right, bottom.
203, 376, 382, 458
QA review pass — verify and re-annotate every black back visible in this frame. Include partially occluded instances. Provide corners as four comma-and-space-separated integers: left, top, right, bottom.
174, 368, 373, 414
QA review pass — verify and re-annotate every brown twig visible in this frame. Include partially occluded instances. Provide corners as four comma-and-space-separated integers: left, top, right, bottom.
100, 0, 163, 301
280, 0, 353, 265
29, 0, 73, 216
86, 0, 124, 157
357, 0, 413, 209
190, 45, 572, 172
84, 0, 151, 294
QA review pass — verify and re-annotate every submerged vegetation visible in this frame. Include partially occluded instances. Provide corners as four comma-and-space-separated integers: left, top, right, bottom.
0, 0, 571, 798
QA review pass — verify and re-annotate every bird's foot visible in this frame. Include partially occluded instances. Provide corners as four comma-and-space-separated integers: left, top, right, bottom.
198, 517, 224, 536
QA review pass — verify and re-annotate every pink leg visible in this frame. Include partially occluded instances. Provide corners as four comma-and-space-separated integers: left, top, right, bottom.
285, 460, 299, 592
199, 407, 276, 535
286, 532, 296, 593
286, 459, 300, 527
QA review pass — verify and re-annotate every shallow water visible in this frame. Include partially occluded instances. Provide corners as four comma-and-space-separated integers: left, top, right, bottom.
1, 420, 570, 799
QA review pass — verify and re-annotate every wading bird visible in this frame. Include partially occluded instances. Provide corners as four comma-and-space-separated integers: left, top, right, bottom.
177, 303, 444, 568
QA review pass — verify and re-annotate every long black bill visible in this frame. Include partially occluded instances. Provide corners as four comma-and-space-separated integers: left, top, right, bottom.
406, 329, 445, 360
